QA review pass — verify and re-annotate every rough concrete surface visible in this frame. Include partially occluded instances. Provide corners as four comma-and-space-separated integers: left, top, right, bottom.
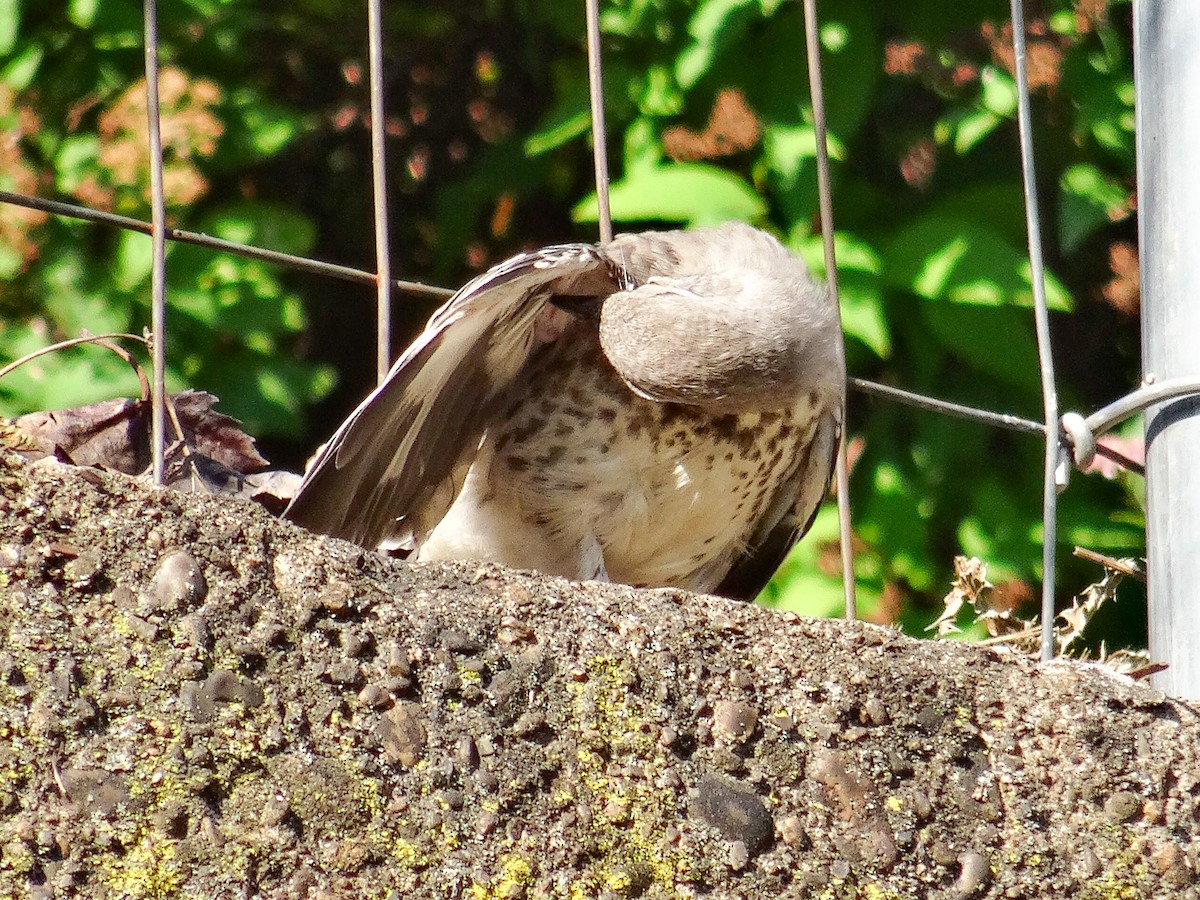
0, 452, 1197, 899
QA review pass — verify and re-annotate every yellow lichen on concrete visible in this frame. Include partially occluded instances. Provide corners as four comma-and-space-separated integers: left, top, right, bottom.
98, 835, 183, 900
563, 654, 693, 895
468, 853, 534, 899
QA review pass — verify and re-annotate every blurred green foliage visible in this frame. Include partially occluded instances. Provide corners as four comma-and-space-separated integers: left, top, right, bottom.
0, 0, 1143, 638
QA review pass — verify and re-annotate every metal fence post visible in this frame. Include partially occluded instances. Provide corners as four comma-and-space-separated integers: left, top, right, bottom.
1135, 0, 1200, 698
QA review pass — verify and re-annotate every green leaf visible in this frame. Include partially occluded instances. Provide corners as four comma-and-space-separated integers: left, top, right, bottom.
957, 474, 1053, 583
573, 163, 766, 226
820, 20, 849, 53
881, 216, 1073, 311
803, 0, 879, 137
194, 351, 334, 438
170, 286, 223, 328
858, 460, 936, 591
198, 202, 317, 257
920, 185, 1031, 241
759, 506, 882, 618
979, 67, 1018, 117
115, 231, 154, 292
41, 256, 134, 338
1059, 494, 1144, 552
0, 243, 19, 280
525, 58, 626, 160
0, 331, 146, 414
917, 302, 1042, 393
623, 117, 663, 173
599, 0, 659, 37
838, 280, 890, 359
1058, 163, 1130, 254
91, 0, 142, 50
67, 0, 99, 28
219, 88, 307, 166
794, 232, 890, 357
763, 124, 844, 181
0, 0, 19, 56
1063, 48, 1135, 165
675, 0, 758, 90
1, 42, 42, 91
525, 107, 590, 157
638, 64, 683, 117
934, 69, 1017, 155
53, 135, 100, 195
950, 110, 1002, 155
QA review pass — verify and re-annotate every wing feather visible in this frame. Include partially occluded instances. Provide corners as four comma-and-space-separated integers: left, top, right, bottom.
283, 244, 620, 548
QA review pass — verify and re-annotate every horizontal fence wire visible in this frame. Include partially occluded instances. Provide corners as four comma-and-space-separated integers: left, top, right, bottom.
0, 191, 453, 299
0, 189, 1164, 465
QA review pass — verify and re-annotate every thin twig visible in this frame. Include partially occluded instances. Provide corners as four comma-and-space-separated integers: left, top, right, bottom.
1093, 442, 1144, 476
1072, 547, 1146, 581
92, 337, 152, 401
0, 332, 151, 383
977, 626, 1040, 647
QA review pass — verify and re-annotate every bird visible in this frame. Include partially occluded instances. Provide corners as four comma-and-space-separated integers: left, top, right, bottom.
283, 221, 845, 600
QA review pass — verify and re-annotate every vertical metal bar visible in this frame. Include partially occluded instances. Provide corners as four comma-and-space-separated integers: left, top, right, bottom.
1007, 0, 1060, 661
584, 0, 613, 244
142, 0, 167, 485
1136, 1, 1200, 698
367, 0, 392, 382
801, 0, 855, 619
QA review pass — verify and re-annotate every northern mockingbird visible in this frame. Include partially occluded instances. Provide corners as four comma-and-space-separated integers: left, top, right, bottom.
284, 222, 845, 600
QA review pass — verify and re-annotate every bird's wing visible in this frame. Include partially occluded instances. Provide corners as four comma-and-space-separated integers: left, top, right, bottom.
283, 244, 621, 548
715, 403, 842, 601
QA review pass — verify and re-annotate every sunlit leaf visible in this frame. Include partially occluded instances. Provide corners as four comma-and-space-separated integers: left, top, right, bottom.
52, 136, 100, 195
0, 0, 20, 55
759, 506, 882, 619
639, 64, 683, 117
881, 216, 1073, 310
573, 163, 765, 225
115, 231, 154, 291
979, 67, 1018, 117
623, 117, 662, 173
763, 124, 844, 181
1058, 163, 1130, 253
67, 0, 98, 28
199, 203, 316, 258
794, 232, 890, 357
675, 0, 758, 90
0, 41, 41, 89
951, 110, 1001, 155
858, 461, 937, 592
525, 108, 590, 157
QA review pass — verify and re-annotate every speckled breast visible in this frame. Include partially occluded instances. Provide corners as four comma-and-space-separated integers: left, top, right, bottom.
488, 327, 818, 591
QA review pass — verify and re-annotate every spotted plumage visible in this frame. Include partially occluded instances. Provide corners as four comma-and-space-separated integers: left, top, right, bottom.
284, 222, 845, 599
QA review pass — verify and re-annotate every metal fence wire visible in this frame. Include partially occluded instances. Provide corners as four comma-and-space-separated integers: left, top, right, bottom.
3, 0, 1198, 670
